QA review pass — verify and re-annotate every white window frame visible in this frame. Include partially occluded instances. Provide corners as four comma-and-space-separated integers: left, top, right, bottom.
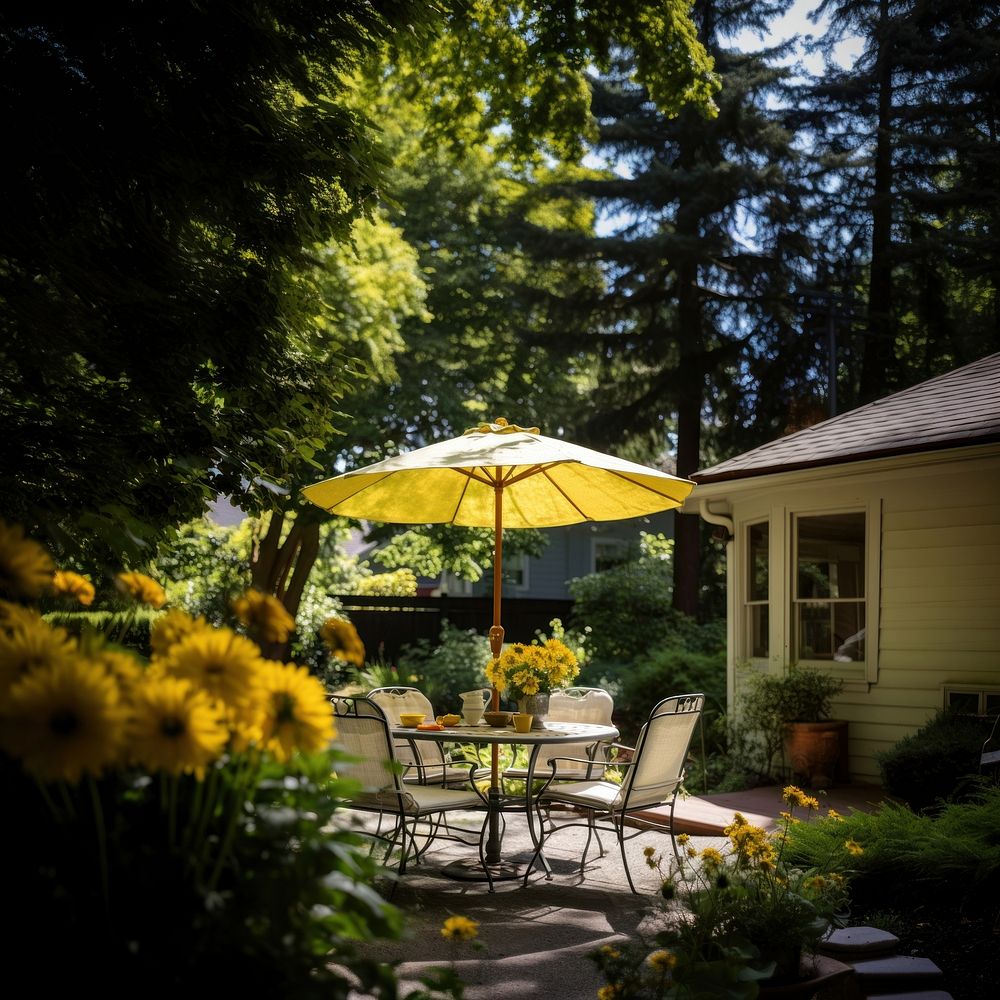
744, 519, 770, 664
502, 553, 530, 592
591, 536, 629, 574
944, 685, 1000, 716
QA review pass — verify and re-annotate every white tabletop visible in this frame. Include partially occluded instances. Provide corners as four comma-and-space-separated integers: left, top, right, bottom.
390, 720, 618, 745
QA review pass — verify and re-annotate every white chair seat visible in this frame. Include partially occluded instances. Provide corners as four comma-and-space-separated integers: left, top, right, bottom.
539, 778, 624, 810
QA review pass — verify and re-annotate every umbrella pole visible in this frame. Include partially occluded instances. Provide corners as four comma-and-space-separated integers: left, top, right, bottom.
486, 474, 505, 865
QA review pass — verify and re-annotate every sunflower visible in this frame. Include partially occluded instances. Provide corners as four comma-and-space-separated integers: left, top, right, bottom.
319, 617, 365, 666
440, 915, 479, 941
0, 658, 128, 783
256, 660, 334, 762
0, 615, 78, 705
231, 589, 296, 644
0, 599, 43, 636
51, 570, 96, 607
115, 571, 167, 609
0, 520, 55, 602
162, 626, 264, 711
150, 608, 208, 657
128, 675, 229, 778
92, 648, 145, 702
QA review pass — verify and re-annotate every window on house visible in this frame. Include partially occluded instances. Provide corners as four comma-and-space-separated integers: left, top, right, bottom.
502, 553, 529, 590
945, 687, 1000, 716
746, 521, 769, 658
593, 538, 629, 573
793, 511, 865, 662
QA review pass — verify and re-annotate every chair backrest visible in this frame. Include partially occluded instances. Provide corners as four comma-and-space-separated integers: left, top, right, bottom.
368, 686, 440, 769
620, 693, 704, 811
329, 695, 405, 800
544, 687, 616, 775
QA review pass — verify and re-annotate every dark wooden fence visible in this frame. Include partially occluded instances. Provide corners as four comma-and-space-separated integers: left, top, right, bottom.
332, 594, 575, 663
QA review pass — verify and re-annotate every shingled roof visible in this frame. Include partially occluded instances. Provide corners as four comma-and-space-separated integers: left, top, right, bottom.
693, 352, 1000, 484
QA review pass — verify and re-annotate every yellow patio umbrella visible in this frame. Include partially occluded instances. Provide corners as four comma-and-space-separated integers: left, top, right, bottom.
302, 417, 695, 870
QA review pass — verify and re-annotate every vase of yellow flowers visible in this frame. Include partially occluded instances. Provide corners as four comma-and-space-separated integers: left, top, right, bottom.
485, 637, 579, 729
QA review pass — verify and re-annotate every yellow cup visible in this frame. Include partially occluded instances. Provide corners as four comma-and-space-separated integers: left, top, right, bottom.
512, 713, 533, 734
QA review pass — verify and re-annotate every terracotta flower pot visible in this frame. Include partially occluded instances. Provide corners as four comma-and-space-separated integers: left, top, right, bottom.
783, 720, 848, 789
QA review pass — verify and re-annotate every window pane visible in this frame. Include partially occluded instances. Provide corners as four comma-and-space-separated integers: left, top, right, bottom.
749, 522, 769, 601
796, 512, 865, 599
749, 604, 769, 658
797, 602, 865, 660
948, 691, 980, 715
986, 693, 1000, 716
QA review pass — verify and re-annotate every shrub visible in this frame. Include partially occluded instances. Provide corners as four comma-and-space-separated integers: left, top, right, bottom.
396, 619, 491, 714
876, 709, 995, 811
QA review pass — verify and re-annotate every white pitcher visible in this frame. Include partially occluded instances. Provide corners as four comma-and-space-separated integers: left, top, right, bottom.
459, 689, 490, 726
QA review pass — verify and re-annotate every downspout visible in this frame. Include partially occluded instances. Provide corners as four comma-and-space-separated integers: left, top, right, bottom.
698, 499, 734, 542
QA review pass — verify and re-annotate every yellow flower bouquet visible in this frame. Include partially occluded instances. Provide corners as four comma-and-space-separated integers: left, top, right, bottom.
485, 637, 580, 701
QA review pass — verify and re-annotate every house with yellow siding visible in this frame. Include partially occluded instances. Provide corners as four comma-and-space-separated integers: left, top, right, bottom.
686, 352, 1000, 783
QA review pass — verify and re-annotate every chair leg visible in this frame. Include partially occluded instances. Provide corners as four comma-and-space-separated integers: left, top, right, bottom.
615, 813, 638, 895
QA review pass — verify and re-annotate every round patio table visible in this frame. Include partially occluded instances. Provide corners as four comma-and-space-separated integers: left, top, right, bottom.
391, 720, 619, 882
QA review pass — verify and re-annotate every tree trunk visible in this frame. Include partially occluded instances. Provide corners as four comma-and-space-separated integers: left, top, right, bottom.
672, 261, 703, 617
250, 511, 321, 660
860, 0, 894, 403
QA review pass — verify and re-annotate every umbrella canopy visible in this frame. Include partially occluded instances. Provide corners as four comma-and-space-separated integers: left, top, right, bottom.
302, 417, 695, 869
301, 418, 694, 528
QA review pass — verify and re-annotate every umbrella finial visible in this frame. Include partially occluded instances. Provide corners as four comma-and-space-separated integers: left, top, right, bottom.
464, 417, 541, 436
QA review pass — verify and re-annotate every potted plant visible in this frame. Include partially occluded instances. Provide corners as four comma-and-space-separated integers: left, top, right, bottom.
740, 666, 846, 789
485, 636, 580, 728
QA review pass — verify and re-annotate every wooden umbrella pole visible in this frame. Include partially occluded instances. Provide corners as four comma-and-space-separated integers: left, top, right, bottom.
486, 471, 505, 866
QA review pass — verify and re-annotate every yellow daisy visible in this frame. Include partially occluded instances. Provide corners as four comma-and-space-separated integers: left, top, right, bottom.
163, 626, 264, 711
150, 608, 208, 657
646, 949, 678, 971
256, 660, 335, 762
51, 570, 95, 607
128, 675, 229, 778
440, 915, 479, 941
0, 615, 77, 705
231, 589, 296, 643
319, 617, 365, 666
115, 571, 167, 609
0, 520, 55, 602
0, 599, 43, 636
92, 648, 145, 701
845, 838, 864, 856
0, 658, 127, 783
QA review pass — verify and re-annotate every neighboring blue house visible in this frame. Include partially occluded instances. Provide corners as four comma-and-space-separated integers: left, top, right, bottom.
434, 510, 677, 599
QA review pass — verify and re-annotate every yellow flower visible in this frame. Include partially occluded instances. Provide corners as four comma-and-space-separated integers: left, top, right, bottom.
128, 675, 229, 778
256, 660, 335, 762
782, 785, 808, 808
0, 658, 127, 783
599, 945, 621, 959
828, 808, 844, 821
93, 648, 145, 702
440, 915, 479, 941
163, 626, 264, 711
802, 795, 821, 811
0, 614, 77, 705
320, 617, 365, 666
0, 521, 55, 602
646, 949, 678, 971
116, 571, 167, 609
231, 589, 296, 643
676, 833, 691, 845
597, 985, 622, 1000
845, 838, 864, 856
488, 636, 579, 700
0, 599, 40, 634
643, 846, 657, 857
700, 846, 724, 868
52, 570, 95, 606
150, 608, 208, 657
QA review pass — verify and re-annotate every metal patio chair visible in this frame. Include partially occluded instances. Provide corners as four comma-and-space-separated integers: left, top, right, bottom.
369, 685, 483, 787
522, 692, 704, 893
329, 695, 494, 888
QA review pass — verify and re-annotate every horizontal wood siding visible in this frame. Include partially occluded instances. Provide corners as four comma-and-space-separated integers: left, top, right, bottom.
866, 460, 1000, 778
725, 448, 1000, 784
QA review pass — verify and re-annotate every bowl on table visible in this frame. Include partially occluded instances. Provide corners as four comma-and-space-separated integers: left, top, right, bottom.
398, 712, 426, 727
483, 711, 512, 727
